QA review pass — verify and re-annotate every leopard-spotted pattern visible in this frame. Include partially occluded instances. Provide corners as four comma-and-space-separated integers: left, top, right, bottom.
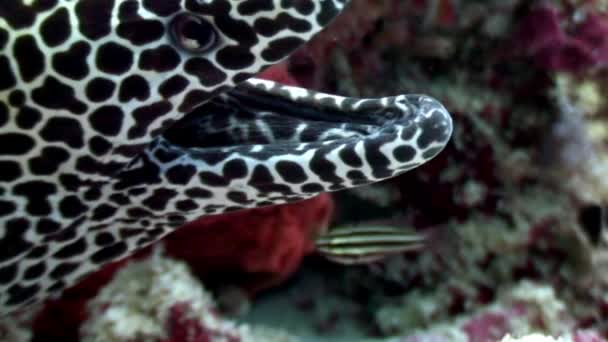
0, 0, 452, 314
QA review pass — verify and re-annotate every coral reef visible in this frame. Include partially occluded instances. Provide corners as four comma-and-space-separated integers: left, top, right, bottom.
0, 310, 34, 342
279, 0, 608, 339
80, 252, 242, 341
501, 331, 605, 342
6, 0, 608, 340
500, 334, 574, 342
510, 5, 608, 73
31, 194, 332, 340
78, 251, 297, 342
378, 280, 602, 341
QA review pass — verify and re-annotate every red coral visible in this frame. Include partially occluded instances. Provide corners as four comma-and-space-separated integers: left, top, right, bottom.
462, 311, 511, 341
164, 303, 212, 342
259, 61, 300, 86
162, 303, 240, 342
164, 194, 334, 295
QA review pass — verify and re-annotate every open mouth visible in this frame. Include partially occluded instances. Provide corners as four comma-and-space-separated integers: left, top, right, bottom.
162, 85, 417, 151
153, 80, 452, 210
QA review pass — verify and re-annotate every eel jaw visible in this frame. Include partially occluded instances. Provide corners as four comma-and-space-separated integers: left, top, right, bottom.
159, 88, 453, 210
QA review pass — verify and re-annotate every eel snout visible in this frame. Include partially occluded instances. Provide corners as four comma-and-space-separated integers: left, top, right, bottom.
160, 80, 453, 205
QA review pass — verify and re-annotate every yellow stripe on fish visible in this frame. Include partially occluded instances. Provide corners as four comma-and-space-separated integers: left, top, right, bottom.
315, 226, 425, 265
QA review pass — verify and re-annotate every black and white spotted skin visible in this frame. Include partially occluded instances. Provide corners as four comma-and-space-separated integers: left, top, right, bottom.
0, 0, 452, 314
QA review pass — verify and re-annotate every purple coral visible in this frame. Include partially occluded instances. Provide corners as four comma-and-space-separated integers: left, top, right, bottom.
512, 5, 608, 73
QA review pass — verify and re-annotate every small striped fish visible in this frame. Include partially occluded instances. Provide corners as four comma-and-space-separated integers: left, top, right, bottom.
315, 225, 426, 265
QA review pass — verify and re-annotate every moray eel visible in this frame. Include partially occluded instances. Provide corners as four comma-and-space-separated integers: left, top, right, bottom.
0, 0, 452, 314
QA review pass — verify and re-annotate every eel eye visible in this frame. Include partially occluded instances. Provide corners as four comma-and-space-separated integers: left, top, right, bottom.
170, 13, 218, 53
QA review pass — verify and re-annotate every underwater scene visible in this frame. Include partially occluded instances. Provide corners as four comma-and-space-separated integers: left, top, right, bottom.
1, 0, 608, 341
